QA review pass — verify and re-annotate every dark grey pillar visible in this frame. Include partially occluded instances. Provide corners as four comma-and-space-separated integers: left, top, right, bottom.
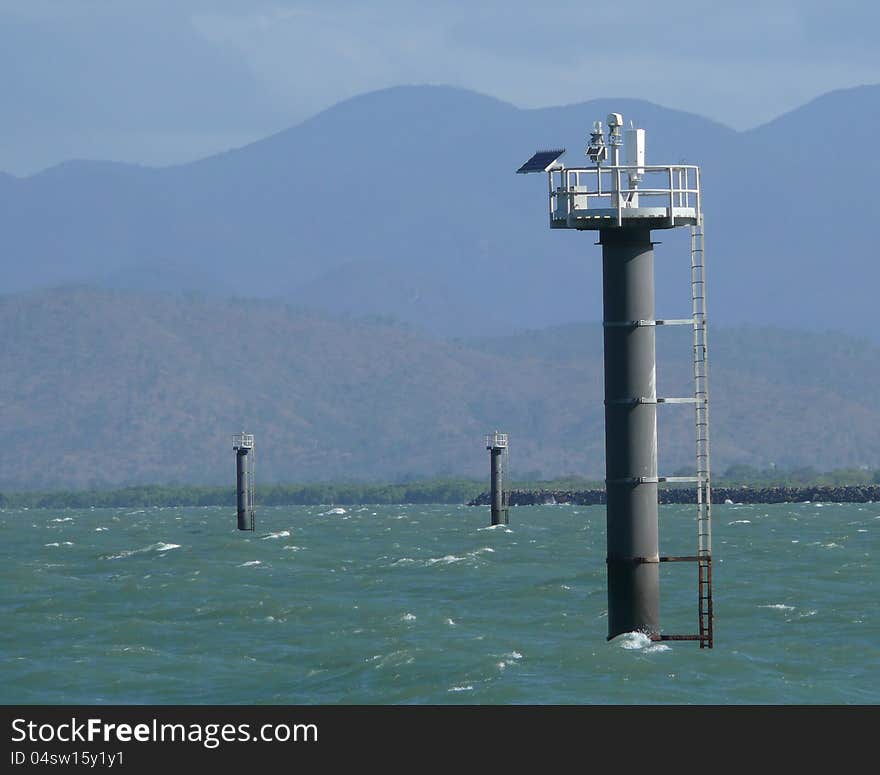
489, 447, 507, 525
236, 448, 251, 531
600, 227, 660, 640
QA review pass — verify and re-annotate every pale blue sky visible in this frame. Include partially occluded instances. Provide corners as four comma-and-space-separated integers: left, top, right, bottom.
1, 0, 878, 174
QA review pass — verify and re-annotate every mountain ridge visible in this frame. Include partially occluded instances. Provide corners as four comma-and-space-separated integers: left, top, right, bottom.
3, 287, 879, 491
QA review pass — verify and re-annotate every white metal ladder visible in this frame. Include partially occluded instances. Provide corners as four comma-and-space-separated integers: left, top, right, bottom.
691, 219, 713, 648
655, 219, 714, 647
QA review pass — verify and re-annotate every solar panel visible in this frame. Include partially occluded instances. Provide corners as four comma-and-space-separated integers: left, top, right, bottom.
516, 149, 565, 174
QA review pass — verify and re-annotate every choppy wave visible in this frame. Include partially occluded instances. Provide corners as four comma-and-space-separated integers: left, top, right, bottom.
103, 542, 180, 560
238, 560, 262, 567
261, 530, 290, 540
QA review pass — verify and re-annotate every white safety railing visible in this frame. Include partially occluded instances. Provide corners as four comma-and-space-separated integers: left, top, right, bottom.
547, 164, 701, 227
232, 433, 255, 450
486, 431, 508, 449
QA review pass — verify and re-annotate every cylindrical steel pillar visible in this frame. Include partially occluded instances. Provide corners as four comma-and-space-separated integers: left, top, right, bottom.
489, 447, 507, 525
236, 448, 251, 531
600, 227, 660, 640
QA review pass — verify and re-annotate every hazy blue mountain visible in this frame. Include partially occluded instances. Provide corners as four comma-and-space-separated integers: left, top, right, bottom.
2, 288, 879, 491
1, 84, 877, 338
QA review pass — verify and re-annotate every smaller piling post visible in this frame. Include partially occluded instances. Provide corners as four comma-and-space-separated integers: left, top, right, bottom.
486, 431, 509, 526
232, 432, 255, 531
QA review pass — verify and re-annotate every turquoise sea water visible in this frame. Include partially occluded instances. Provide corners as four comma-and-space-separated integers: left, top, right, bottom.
1, 502, 877, 704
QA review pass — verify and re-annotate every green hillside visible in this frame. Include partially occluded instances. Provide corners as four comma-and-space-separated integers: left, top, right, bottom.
2, 287, 879, 490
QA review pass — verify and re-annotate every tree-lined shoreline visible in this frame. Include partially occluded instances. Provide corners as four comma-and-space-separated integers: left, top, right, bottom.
2, 469, 879, 509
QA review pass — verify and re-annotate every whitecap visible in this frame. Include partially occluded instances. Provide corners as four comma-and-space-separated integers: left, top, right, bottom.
156, 543, 180, 552
401, 613, 417, 621
448, 685, 473, 692
728, 519, 751, 525
446, 618, 456, 626
503, 651, 523, 660
427, 554, 465, 565
723, 499, 734, 505
618, 632, 654, 650
238, 560, 262, 567
51, 517, 73, 523
760, 603, 794, 610
282, 545, 304, 551
95, 527, 108, 532
44, 542, 60, 547
261, 530, 290, 540
323, 507, 347, 515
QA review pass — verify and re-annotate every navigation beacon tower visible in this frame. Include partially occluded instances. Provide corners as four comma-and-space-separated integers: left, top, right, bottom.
517, 114, 713, 647
232, 432, 255, 531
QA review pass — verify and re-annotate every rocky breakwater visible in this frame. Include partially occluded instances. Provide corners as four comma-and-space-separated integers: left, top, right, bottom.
467, 485, 880, 506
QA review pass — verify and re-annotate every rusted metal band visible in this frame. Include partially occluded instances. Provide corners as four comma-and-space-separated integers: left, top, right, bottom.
606, 555, 660, 565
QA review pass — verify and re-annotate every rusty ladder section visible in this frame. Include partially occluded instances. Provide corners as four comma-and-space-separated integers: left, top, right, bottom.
653, 220, 713, 647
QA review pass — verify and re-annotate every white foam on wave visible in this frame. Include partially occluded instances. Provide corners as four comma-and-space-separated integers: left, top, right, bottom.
51, 517, 74, 523
427, 554, 466, 565
448, 685, 473, 693
282, 545, 304, 551
44, 542, 60, 547
323, 507, 347, 515
615, 632, 671, 653
728, 519, 752, 525
238, 560, 262, 567
619, 632, 654, 650
446, 618, 456, 626
105, 542, 181, 560
95, 527, 108, 532
401, 613, 417, 621
261, 530, 290, 540
760, 603, 794, 610
496, 651, 523, 671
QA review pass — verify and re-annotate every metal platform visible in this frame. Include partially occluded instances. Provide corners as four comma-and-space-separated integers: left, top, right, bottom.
559, 206, 698, 230
544, 163, 702, 231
